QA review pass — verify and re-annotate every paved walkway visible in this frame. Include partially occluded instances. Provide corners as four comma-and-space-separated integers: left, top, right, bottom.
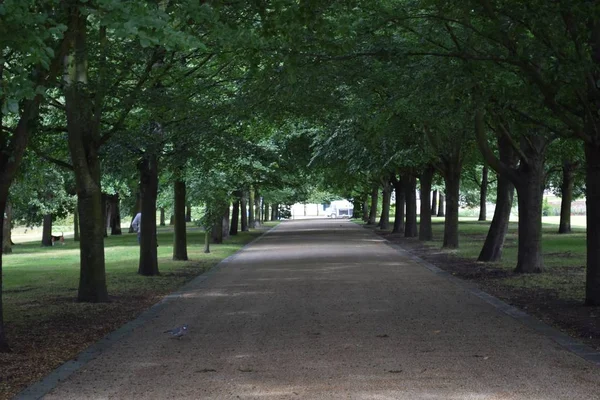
41, 220, 599, 399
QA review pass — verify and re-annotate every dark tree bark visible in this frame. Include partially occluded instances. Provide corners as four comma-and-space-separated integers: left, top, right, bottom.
65, 11, 108, 302
478, 135, 518, 262
585, 142, 600, 305
173, 179, 188, 261
241, 194, 249, 232
2, 202, 12, 254
362, 198, 369, 222
442, 161, 462, 249
222, 205, 230, 240
185, 203, 192, 222
254, 192, 261, 228
264, 203, 270, 222
391, 176, 405, 234
558, 161, 578, 234
101, 193, 109, 238
159, 207, 166, 226
138, 154, 159, 276
437, 194, 445, 217
211, 218, 223, 244
478, 165, 489, 221
475, 110, 547, 273
41, 214, 53, 247
231, 197, 240, 236
419, 167, 434, 241
367, 185, 378, 225
378, 182, 392, 230
404, 175, 418, 238
270, 204, 277, 221
431, 190, 438, 215
248, 189, 255, 228
204, 229, 210, 253
169, 214, 174, 225
74, 202, 80, 242
109, 194, 122, 235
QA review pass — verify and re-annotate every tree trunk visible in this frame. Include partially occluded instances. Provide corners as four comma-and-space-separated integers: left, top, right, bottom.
585, 142, 600, 305
404, 175, 418, 238
110, 194, 122, 235
362, 198, 369, 222
392, 177, 405, 234
431, 190, 438, 215
2, 202, 12, 254
270, 204, 277, 221
173, 179, 188, 261
248, 189, 255, 228
186, 203, 192, 222
478, 136, 518, 262
254, 192, 261, 228
442, 163, 461, 249
159, 207, 166, 226
367, 186, 378, 225
378, 183, 391, 230
241, 195, 249, 232
169, 214, 174, 225
101, 193, 108, 238
419, 167, 434, 241
222, 206, 230, 240
211, 219, 223, 244
263, 203, 270, 222
558, 161, 576, 234
74, 202, 80, 242
437, 194, 445, 217
204, 229, 210, 253
138, 154, 159, 276
478, 165, 488, 221
41, 214, 53, 247
230, 198, 240, 236
514, 172, 545, 273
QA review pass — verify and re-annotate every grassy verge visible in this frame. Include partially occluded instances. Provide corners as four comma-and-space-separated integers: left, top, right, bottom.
0, 222, 278, 399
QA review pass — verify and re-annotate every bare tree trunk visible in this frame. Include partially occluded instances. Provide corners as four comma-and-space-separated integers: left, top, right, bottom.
362, 198, 369, 222
41, 214, 53, 247
419, 167, 434, 241
231, 197, 240, 236
558, 161, 577, 234
478, 135, 518, 262
391, 176, 405, 234
478, 165, 488, 221
248, 189, 255, 229
585, 141, 600, 305
378, 182, 391, 230
442, 163, 461, 249
159, 207, 166, 226
74, 202, 80, 242
204, 229, 210, 253
110, 194, 122, 235
437, 194, 445, 217
241, 194, 249, 232
367, 185, 378, 225
138, 154, 159, 276
222, 205, 230, 240
404, 175, 418, 238
2, 202, 12, 254
101, 193, 108, 238
431, 190, 438, 215
254, 192, 261, 228
173, 179, 188, 261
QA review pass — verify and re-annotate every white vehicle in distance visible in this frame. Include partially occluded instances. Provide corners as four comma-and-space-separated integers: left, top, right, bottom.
325, 200, 354, 219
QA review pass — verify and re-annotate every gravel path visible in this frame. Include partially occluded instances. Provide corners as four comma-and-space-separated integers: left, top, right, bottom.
42, 219, 600, 399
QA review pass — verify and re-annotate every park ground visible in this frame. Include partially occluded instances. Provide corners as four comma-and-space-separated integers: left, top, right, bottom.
372, 215, 600, 352
0, 224, 275, 400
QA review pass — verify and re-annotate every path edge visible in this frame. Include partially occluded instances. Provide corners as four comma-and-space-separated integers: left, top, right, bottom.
14, 223, 281, 400
367, 226, 600, 368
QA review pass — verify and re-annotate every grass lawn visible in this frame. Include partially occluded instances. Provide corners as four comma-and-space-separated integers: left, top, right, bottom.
0, 222, 277, 399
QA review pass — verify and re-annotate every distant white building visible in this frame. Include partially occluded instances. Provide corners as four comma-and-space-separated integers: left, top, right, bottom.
290, 200, 354, 219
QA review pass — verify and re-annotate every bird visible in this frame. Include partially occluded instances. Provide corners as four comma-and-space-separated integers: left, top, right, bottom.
164, 324, 188, 338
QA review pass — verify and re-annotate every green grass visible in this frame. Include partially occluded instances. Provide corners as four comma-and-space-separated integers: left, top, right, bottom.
2, 223, 279, 326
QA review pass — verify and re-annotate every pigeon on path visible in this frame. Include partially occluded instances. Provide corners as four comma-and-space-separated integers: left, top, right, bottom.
164, 324, 188, 338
